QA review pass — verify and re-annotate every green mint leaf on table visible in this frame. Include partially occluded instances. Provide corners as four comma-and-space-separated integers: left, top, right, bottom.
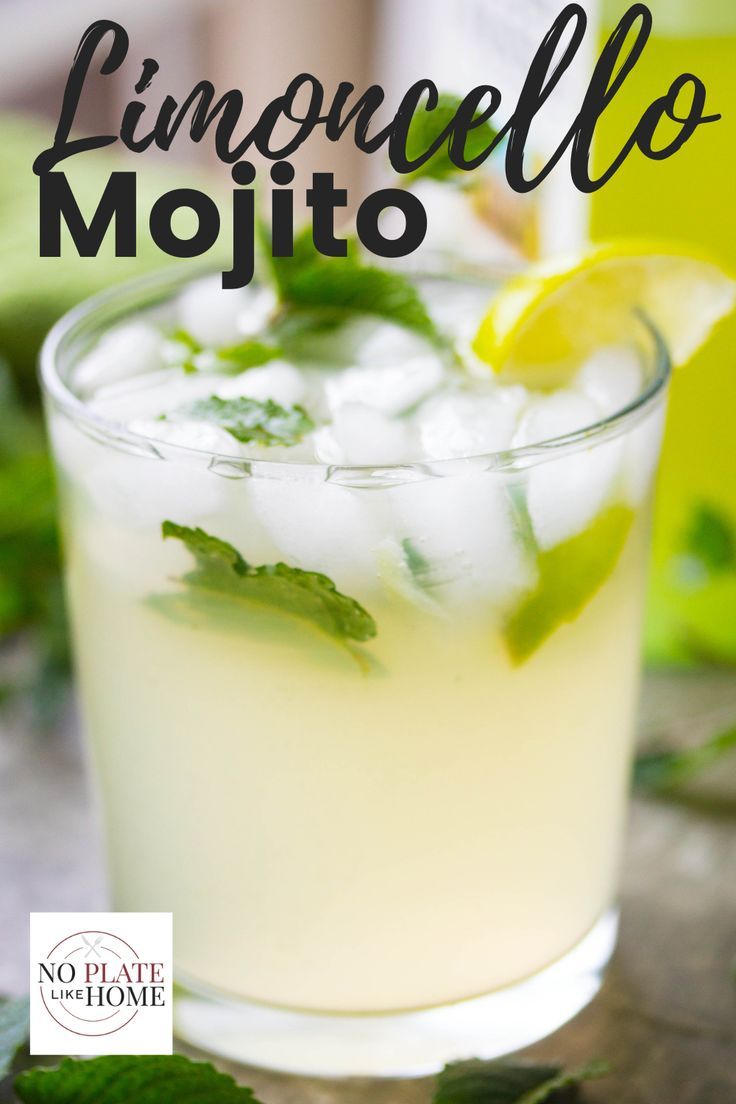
167, 396, 314, 447
634, 723, 736, 794
682, 503, 736, 574
264, 226, 445, 349
14, 1055, 262, 1103
0, 996, 29, 1079
434, 1057, 608, 1104
404, 92, 498, 185
161, 522, 376, 655
505, 505, 634, 664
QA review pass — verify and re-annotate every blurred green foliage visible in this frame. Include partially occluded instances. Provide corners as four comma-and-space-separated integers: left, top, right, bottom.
0, 114, 220, 721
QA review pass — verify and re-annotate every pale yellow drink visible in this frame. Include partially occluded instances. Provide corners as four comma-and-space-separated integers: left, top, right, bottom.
42, 269, 668, 1070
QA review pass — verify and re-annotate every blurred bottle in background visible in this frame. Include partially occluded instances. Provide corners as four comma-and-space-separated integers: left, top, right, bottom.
590, 0, 736, 666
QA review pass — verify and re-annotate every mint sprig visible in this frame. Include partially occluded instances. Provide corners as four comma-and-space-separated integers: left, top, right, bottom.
405, 92, 498, 185
0, 996, 29, 1079
166, 396, 314, 447
265, 226, 444, 348
161, 521, 377, 652
14, 1055, 262, 1103
9, 1051, 608, 1104
434, 1057, 608, 1104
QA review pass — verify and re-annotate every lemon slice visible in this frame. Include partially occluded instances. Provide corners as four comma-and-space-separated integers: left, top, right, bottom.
473, 243, 736, 386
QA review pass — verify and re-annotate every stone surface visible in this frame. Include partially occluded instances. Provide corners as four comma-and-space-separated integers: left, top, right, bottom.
1, 671, 735, 1103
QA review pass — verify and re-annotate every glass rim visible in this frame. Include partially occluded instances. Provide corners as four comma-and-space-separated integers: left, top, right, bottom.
39, 262, 672, 483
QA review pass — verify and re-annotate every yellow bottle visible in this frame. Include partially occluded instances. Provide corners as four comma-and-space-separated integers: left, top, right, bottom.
590, 0, 736, 664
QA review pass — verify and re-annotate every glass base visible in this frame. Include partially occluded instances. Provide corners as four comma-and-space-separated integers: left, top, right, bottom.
173, 910, 617, 1078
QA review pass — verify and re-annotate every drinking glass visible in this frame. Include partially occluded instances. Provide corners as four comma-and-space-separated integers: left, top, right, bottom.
41, 266, 670, 1076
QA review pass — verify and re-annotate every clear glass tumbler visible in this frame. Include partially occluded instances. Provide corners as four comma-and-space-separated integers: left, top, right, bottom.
41, 267, 670, 1076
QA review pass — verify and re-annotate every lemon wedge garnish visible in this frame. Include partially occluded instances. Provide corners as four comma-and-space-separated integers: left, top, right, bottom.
473, 243, 736, 386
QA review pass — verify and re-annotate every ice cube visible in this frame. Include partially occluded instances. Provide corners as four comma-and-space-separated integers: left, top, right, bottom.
355, 321, 438, 368
513, 391, 601, 448
235, 285, 278, 338
389, 472, 535, 609
315, 403, 415, 466
249, 476, 383, 596
51, 415, 230, 530
177, 276, 271, 348
90, 369, 232, 424
215, 361, 307, 406
325, 356, 444, 417
523, 445, 622, 550
73, 321, 163, 396
515, 392, 621, 549
417, 388, 526, 460
576, 345, 643, 417
128, 417, 241, 457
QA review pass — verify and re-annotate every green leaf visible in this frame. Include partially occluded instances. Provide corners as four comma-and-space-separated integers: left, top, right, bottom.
402, 537, 432, 583
169, 328, 202, 353
505, 504, 635, 664
15, 1054, 262, 1103
265, 225, 335, 300
264, 226, 444, 348
216, 339, 282, 372
284, 261, 442, 346
682, 503, 736, 574
166, 329, 283, 375
634, 723, 736, 794
163, 329, 202, 374
161, 522, 377, 649
0, 995, 29, 1079
405, 92, 498, 184
434, 1058, 608, 1104
167, 395, 314, 447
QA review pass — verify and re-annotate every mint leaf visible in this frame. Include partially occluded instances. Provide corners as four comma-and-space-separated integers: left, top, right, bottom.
264, 226, 444, 348
163, 329, 202, 373
434, 1058, 608, 1104
216, 339, 282, 371
505, 505, 634, 664
402, 537, 432, 583
284, 261, 442, 345
265, 225, 333, 300
15, 1055, 261, 1103
405, 92, 498, 184
167, 396, 314, 447
634, 723, 736, 794
162, 522, 377, 649
164, 329, 282, 376
0, 996, 29, 1078
682, 503, 736, 574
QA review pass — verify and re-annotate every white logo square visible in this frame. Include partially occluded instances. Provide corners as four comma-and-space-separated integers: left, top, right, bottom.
30, 912, 173, 1055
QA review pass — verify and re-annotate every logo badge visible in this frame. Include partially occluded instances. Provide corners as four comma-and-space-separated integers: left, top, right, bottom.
30, 913, 172, 1055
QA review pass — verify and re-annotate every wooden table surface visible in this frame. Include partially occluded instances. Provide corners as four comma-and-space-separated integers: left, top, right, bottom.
1, 670, 735, 1104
